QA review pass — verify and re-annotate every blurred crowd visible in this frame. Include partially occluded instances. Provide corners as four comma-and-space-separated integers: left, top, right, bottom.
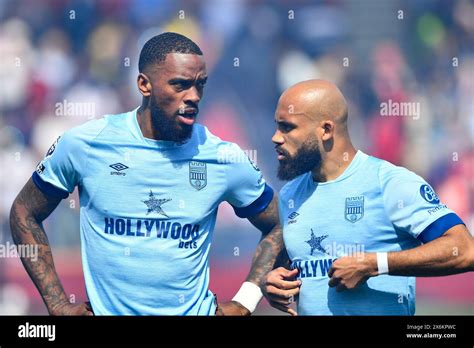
0, 0, 472, 314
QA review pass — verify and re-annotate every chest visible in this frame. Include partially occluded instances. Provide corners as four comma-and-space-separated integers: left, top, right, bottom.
78, 143, 226, 221
282, 183, 390, 261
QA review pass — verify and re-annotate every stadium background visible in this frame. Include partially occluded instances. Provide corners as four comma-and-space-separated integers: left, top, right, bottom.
0, 0, 472, 315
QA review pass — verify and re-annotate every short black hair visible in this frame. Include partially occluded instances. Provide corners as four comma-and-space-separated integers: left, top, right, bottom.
138, 32, 203, 72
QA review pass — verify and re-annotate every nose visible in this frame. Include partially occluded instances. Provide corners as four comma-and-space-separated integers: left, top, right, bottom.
272, 129, 284, 145
184, 86, 201, 105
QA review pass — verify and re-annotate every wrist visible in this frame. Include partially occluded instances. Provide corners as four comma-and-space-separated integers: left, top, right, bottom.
47, 298, 70, 315
364, 253, 380, 277
232, 281, 263, 313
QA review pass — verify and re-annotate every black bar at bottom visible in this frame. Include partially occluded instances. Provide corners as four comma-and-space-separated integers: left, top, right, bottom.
0, 315, 471, 346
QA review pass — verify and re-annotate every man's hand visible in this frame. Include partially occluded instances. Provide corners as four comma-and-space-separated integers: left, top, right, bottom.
328, 253, 378, 292
50, 301, 94, 316
263, 267, 300, 316
215, 301, 250, 316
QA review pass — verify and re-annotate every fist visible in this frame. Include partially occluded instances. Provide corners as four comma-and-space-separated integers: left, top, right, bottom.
328, 253, 377, 291
263, 267, 300, 316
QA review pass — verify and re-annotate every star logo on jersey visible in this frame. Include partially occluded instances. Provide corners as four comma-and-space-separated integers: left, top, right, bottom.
305, 229, 328, 256
142, 190, 172, 218
345, 195, 364, 223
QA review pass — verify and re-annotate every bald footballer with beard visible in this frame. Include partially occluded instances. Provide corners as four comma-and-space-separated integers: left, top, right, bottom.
263, 79, 474, 315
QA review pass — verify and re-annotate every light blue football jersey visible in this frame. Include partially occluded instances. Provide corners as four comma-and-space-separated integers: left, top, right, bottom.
32, 108, 273, 315
279, 151, 463, 315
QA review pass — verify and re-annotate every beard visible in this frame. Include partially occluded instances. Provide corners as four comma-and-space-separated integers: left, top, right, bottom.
277, 137, 322, 181
150, 98, 194, 144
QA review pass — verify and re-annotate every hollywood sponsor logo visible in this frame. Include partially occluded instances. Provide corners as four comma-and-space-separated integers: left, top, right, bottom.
291, 258, 336, 279
103, 218, 201, 249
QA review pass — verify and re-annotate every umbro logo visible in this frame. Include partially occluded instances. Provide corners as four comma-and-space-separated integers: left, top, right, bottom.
288, 212, 299, 224
110, 163, 129, 176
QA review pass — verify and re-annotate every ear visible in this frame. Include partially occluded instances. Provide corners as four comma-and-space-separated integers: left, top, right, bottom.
137, 73, 152, 97
320, 120, 335, 141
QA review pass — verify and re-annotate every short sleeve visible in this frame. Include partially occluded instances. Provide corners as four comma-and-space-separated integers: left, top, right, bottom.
221, 143, 274, 218
32, 132, 83, 199
379, 162, 464, 243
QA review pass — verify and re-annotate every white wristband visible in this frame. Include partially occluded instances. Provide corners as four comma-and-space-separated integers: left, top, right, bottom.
376, 252, 389, 275
232, 281, 263, 313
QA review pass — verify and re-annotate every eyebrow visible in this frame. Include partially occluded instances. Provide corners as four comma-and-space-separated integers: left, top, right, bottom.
168, 76, 208, 84
275, 120, 297, 127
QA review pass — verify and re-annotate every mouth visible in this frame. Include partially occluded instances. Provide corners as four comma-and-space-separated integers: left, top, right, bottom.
177, 108, 198, 126
275, 148, 288, 161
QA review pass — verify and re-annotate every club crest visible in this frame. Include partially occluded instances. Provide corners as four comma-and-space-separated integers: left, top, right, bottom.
345, 195, 364, 223
189, 161, 207, 191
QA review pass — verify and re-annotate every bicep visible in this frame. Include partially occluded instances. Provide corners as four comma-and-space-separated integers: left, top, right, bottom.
247, 193, 280, 234
439, 224, 472, 245
12, 178, 62, 222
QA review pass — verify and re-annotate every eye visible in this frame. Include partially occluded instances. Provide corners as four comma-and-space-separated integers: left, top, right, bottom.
279, 123, 294, 133
196, 79, 207, 89
173, 84, 184, 91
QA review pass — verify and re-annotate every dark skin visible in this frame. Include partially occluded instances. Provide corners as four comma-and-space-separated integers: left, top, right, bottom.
10, 52, 285, 316
10, 179, 93, 315
265, 79, 474, 315
136, 53, 208, 141
136, 52, 286, 315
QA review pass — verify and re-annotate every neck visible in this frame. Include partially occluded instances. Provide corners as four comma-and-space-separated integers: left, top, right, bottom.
137, 104, 159, 140
312, 143, 357, 182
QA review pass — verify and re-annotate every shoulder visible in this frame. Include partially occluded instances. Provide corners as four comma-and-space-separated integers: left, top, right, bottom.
376, 157, 422, 185
193, 124, 235, 150
373, 156, 428, 202
194, 124, 251, 163
62, 115, 110, 146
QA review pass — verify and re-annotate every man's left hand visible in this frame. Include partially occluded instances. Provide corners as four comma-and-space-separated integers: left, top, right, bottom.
215, 301, 251, 316
328, 253, 378, 292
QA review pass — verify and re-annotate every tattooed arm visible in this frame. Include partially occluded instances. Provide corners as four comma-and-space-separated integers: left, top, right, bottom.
9, 178, 93, 315
246, 194, 286, 286
216, 194, 287, 315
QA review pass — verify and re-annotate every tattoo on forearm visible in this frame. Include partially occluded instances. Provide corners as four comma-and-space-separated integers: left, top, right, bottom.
10, 179, 68, 313
246, 224, 285, 286
246, 195, 287, 287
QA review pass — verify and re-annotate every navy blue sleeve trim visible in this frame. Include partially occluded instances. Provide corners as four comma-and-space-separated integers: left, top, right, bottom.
232, 183, 274, 218
417, 213, 465, 244
32, 172, 69, 199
